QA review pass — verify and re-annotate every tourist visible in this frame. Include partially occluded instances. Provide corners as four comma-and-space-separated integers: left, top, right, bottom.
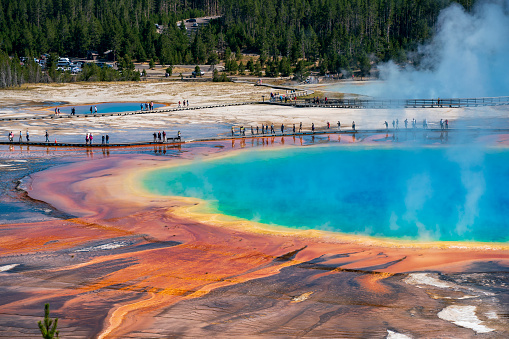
45, 130, 49, 142
256, 126, 259, 134
57, 108, 60, 115
86, 133, 89, 144
90, 133, 93, 144
251, 126, 254, 135
423, 119, 427, 129
337, 121, 341, 130
153, 132, 157, 142
404, 119, 408, 128
162, 131, 166, 142
384, 121, 388, 130
90, 106, 93, 114
445, 119, 449, 129
102, 135, 105, 144
231, 126, 235, 136
186, 100, 189, 106
396, 119, 399, 129
54, 107, 58, 115
293, 124, 296, 133
440, 119, 444, 130
94, 106, 98, 113
177, 131, 181, 140
158, 132, 161, 141
71, 107, 75, 115
281, 124, 284, 134
141, 103, 144, 111
178, 101, 181, 108
392, 120, 395, 128
19, 131, 22, 142
327, 121, 330, 129
299, 122, 302, 133
150, 101, 154, 110
106, 134, 109, 144
352, 121, 356, 130
270, 123, 274, 134
312, 123, 315, 132
26, 130, 29, 142
7, 131, 11, 142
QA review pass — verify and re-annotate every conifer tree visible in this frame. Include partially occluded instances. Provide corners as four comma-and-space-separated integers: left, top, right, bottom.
38, 303, 59, 339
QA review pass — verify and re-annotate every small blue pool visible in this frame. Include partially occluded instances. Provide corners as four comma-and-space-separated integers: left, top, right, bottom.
51, 102, 165, 115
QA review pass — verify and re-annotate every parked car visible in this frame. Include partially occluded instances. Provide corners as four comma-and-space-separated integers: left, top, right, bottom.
192, 70, 205, 76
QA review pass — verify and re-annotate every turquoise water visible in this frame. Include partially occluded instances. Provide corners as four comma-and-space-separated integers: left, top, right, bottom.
142, 146, 509, 243
51, 102, 164, 115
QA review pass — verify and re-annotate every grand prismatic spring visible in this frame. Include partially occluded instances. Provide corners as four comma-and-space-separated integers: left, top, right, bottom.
0, 78, 509, 338
142, 146, 509, 243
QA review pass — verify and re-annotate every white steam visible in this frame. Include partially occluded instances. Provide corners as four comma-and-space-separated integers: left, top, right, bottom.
371, 0, 509, 99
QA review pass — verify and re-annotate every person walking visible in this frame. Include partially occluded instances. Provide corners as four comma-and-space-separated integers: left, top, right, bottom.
94, 106, 98, 113
177, 131, 181, 140
293, 124, 296, 133
281, 124, 284, 134
352, 121, 356, 131
392, 120, 395, 129
19, 131, 22, 142
404, 119, 408, 129
162, 131, 166, 142
86, 133, 89, 144
106, 134, 109, 144
384, 121, 388, 130
26, 130, 29, 142
90, 133, 93, 144
337, 121, 341, 130
270, 123, 274, 134
102, 135, 105, 144
396, 119, 399, 129
311, 123, 315, 132
251, 126, 254, 135
231, 126, 235, 136
90, 106, 93, 114
299, 122, 302, 133
153, 132, 157, 142
256, 126, 259, 134
445, 119, 449, 129
45, 130, 49, 142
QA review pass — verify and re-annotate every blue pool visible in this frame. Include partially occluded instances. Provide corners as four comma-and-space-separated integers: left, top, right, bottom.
51, 102, 165, 115
141, 146, 509, 243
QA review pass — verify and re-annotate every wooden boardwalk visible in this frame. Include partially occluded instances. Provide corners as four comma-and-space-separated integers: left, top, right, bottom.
267, 96, 509, 108
1, 96, 508, 123
0, 128, 498, 148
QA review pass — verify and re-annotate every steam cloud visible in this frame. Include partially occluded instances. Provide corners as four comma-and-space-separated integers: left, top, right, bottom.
370, 0, 509, 99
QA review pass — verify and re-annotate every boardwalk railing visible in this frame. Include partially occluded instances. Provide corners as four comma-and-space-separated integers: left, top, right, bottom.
269, 96, 509, 108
